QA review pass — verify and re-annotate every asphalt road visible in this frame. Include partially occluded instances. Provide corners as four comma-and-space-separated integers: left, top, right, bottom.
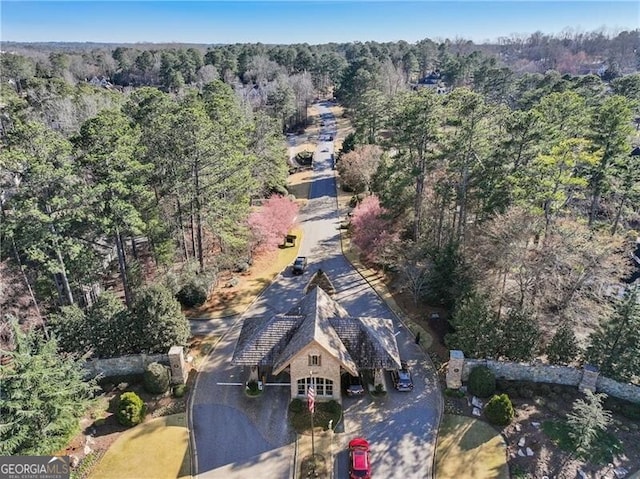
189, 102, 442, 479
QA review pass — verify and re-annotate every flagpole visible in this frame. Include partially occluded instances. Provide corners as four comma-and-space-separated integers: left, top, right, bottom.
310, 370, 315, 473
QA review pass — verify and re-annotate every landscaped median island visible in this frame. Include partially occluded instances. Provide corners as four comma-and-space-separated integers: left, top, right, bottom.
289, 398, 342, 479
435, 414, 509, 479
89, 413, 190, 479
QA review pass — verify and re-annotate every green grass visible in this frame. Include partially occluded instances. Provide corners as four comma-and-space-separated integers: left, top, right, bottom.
435, 414, 509, 479
89, 413, 190, 479
542, 420, 623, 464
290, 401, 342, 433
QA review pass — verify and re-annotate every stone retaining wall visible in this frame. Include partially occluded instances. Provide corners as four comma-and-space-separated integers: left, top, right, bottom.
449, 353, 640, 404
462, 359, 582, 386
84, 353, 168, 379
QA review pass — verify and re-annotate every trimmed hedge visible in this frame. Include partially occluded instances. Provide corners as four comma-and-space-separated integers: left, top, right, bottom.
485, 394, 515, 426
289, 398, 304, 413
117, 392, 146, 427
143, 362, 171, 394
468, 366, 496, 398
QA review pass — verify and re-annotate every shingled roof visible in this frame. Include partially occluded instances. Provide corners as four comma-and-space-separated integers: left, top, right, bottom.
231, 285, 401, 373
304, 268, 336, 296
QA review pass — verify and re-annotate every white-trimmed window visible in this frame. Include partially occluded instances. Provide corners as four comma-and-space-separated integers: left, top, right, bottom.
308, 354, 321, 366
296, 377, 334, 397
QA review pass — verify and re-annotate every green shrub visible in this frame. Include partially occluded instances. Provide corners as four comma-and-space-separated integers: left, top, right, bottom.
143, 362, 171, 394
173, 384, 187, 398
326, 400, 341, 415
289, 398, 303, 413
538, 384, 552, 396
117, 392, 146, 427
176, 281, 207, 308
621, 403, 640, 420
246, 380, 261, 396
467, 366, 496, 398
484, 393, 515, 426
374, 383, 385, 394
444, 388, 466, 398
519, 386, 534, 399
349, 194, 365, 208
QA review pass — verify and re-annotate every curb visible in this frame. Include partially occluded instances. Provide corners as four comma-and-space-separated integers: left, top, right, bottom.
333, 181, 444, 479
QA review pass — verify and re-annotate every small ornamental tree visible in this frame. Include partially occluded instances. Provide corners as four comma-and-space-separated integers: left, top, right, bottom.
485, 394, 515, 426
566, 390, 612, 455
337, 145, 383, 193
467, 366, 496, 398
117, 392, 146, 427
248, 194, 299, 253
350, 195, 398, 265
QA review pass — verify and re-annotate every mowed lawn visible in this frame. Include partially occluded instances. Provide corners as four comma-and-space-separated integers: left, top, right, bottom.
435, 414, 509, 479
90, 414, 190, 479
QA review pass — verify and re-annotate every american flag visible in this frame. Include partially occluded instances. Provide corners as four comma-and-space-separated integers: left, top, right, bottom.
307, 385, 316, 413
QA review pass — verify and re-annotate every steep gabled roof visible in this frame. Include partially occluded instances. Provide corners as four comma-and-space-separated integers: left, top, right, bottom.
232, 283, 401, 372
304, 269, 337, 296
273, 287, 357, 374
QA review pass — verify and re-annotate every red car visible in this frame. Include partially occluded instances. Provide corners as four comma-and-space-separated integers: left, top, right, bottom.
348, 437, 371, 479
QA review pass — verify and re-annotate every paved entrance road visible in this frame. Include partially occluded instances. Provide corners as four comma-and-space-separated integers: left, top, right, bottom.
189, 102, 442, 478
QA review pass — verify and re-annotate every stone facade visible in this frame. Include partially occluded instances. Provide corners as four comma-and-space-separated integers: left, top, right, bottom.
84, 353, 168, 379
288, 342, 342, 401
168, 346, 187, 385
597, 376, 640, 403
446, 350, 465, 389
453, 353, 640, 404
462, 359, 582, 386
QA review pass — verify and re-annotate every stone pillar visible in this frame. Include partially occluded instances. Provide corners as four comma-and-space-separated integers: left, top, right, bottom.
374, 368, 385, 391
168, 346, 187, 385
446, 350, 465, 389
579, 364, 599, 393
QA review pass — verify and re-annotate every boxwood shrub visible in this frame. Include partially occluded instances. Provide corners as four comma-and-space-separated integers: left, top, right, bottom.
484, 393, 515, 426
143, 362, 171, 394
117, 392, 146, 427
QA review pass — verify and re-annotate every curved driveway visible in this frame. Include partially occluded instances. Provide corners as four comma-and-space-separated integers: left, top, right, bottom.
190, 102, 442, 479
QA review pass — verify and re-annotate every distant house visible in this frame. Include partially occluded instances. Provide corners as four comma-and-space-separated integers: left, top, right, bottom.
232, 283, 401, 401
414, 71, 447, 94
88, 76, 112, 88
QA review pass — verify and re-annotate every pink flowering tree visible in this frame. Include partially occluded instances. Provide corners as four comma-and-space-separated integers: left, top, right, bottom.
247, 195, 299, 254
350, 195, 399, 265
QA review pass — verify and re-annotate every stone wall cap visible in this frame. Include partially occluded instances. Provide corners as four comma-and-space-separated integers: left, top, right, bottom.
168, 346, 184, 354
450, 350, 464, 359
583, 364, 599, 372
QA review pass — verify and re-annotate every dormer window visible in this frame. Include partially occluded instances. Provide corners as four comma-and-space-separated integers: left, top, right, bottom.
308, 354, 321, 366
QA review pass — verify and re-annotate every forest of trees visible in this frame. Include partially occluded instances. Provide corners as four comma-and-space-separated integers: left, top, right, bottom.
1, 27, 639, 457
1, 29, 639, 369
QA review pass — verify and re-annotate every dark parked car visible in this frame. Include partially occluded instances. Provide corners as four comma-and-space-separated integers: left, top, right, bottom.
391, 362, 414, 391
292, 256, 307, 275
345, 375, 365, 396
348, 437, 371, 479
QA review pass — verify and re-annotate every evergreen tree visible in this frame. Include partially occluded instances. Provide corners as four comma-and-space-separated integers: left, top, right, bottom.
131, 284, 189, 354
500, 308, 540, 362
0, 318, 96, 455
546, 322, 581, 365
566, 390, 612, 455
585, 286, 640, 382
445, 292, 502, 359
